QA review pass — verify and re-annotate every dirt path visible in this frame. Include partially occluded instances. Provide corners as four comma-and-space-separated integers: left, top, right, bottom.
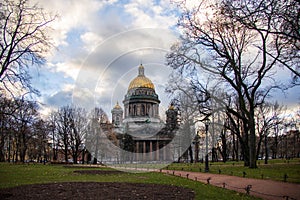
162, 170, 300, 200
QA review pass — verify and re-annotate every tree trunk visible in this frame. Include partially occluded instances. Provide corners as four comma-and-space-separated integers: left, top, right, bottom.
217, 147, 227, 163
82, 149, 85, 164
235, 136, 239, 161
273, 138, 278, 159
240, 132, 250, 166
249, 115, 257, 168
264, 134, 268, 164
73, 144, 79, 164
73, 155, 77, 164
20, 146, 27, 163
7, 135, 11, 162
15, 140, 19, 162
13, 150, 16, 163
256, 133, 263, 160
188, 145, 193, 163
20, 132, 27, 163
64, 147, 68, 163
0, 138, 5, 162
232, 132, 236, 161
63, 133, 68, 162
219, 131, 227, 162
93, 157, 97, 164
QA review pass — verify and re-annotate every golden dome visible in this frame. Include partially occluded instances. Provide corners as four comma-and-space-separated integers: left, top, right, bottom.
113, 101, 122, 109
169, 104, 175, 110
128, 64, 155, 91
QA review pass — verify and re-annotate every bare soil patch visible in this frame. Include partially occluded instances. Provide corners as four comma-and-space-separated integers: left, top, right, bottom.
0, 182, 195, 200
73, 170, 124, 175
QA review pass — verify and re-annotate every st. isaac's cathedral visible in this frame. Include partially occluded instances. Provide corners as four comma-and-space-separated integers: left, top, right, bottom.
111, 64, 179, 162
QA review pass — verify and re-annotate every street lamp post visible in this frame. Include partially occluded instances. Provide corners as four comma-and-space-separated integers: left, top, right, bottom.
194, 131, 200, 163
204, 118, 210, 172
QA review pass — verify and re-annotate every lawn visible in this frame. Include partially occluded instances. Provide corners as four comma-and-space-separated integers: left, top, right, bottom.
164, 159, 300, 183
0, 163, 260, 200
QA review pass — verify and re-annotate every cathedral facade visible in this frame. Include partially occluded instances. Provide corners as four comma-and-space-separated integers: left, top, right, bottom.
111, 64, 178, 162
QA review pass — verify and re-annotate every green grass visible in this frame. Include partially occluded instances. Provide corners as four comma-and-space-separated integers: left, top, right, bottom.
164, 159, 300, 183
0, 163, 260, 200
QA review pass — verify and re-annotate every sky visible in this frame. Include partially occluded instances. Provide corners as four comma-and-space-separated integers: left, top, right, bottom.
30, 0, 180, 119
29, 0, 299, 120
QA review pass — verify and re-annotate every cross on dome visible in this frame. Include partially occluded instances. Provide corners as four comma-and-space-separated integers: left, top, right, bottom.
138, 64, 144, 76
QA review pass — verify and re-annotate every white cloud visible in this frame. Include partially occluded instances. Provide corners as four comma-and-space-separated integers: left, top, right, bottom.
80, 32, 103, 52
36, 0, 107, 47
124, 0, 177, 28
54, 61, 82, 80
62, 84, 75, 92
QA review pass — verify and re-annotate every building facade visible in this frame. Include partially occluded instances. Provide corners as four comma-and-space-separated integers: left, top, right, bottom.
112, 64, 178, 162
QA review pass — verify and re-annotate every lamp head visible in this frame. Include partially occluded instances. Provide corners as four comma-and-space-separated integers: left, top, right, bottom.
204, 118, 210, 126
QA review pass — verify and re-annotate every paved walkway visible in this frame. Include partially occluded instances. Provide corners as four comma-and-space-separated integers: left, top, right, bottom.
161, 170, 300, 200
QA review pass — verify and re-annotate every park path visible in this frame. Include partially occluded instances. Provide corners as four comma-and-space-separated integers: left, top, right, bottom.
161, 169, 300, 200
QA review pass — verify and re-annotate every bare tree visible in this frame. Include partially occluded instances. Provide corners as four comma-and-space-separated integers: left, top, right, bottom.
0, 95, 16, 161
1, 98, 40, 162
50, 106, 88, 163
54, 106, 72, 162
0, 0, 55, 95
255, 102, 284, 163
224, 0, 300, 84
167, 0, 296, 168
30, 119, 50, 163
13, 98, 38, 162
47, 112, 58, 161
69, 107, 87, 164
